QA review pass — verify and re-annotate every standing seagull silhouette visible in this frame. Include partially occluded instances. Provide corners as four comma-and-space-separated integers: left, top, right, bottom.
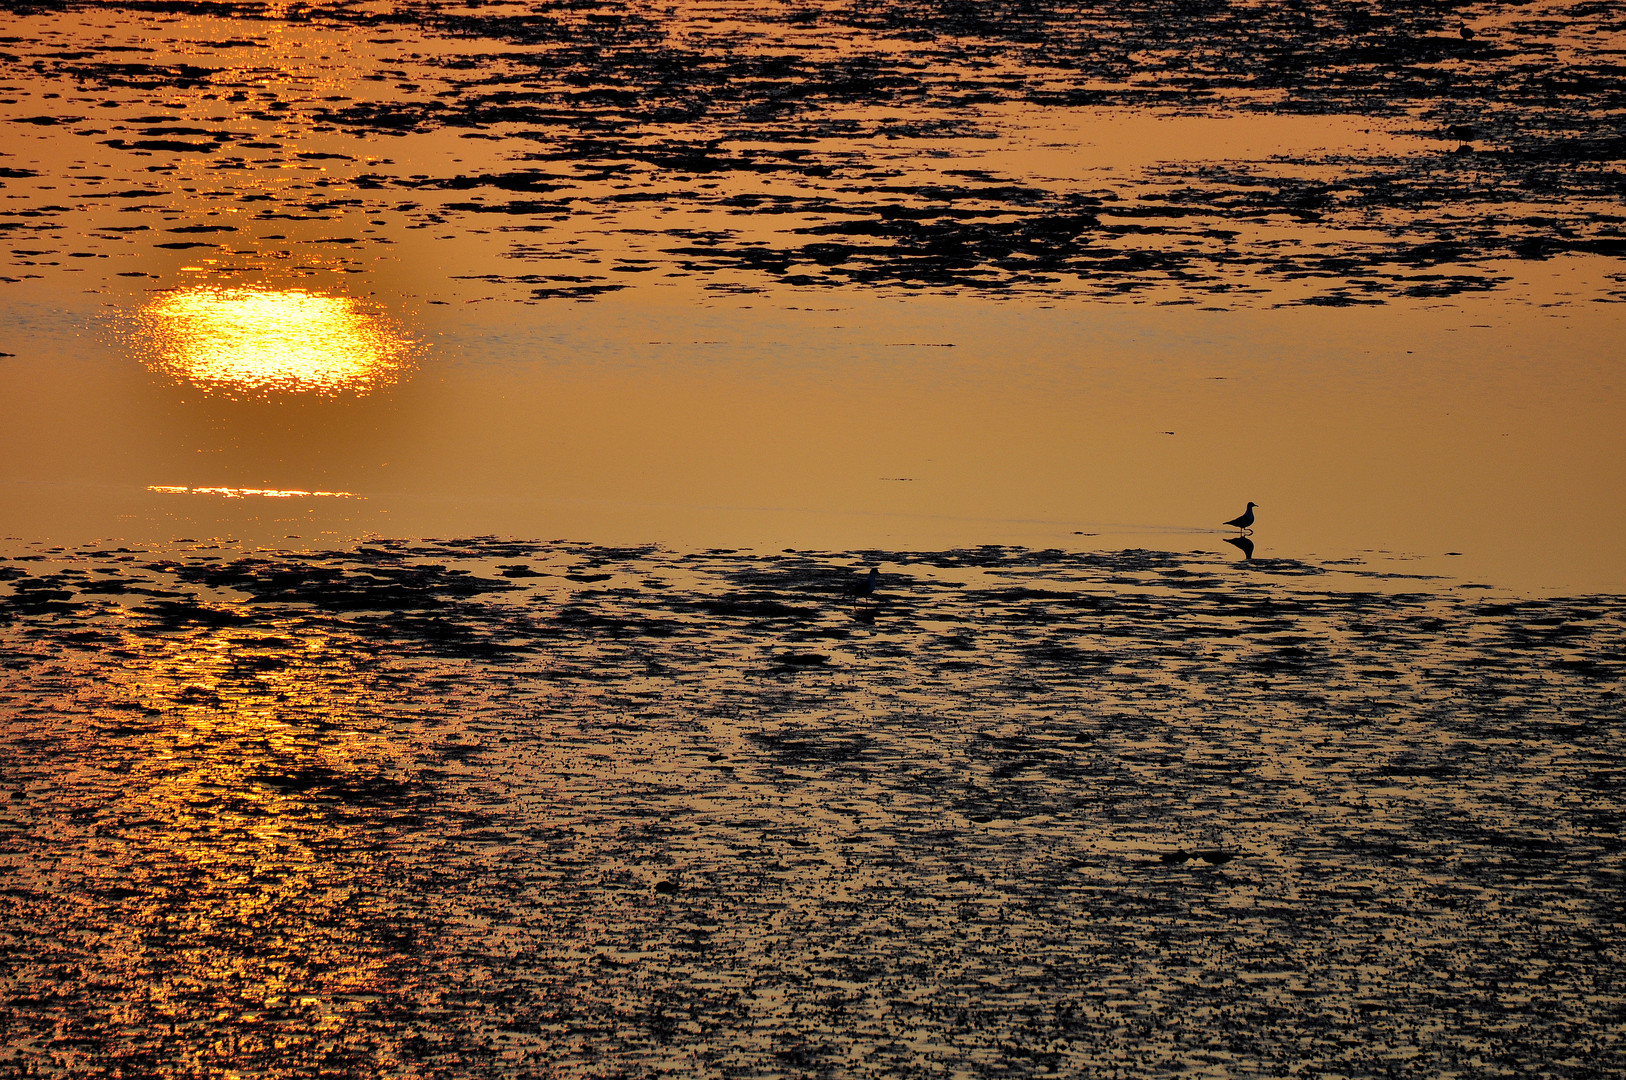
1224, 502, 1257, 534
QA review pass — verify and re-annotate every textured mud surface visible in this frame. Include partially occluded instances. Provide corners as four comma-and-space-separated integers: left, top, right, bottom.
2, 538, 1623, 1077
2, 0, 1625, 304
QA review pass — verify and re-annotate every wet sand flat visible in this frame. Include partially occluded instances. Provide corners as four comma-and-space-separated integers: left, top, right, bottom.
2, 539, 1623, 1077
3, 0, 1625, 304
2, 1, 1625, 1076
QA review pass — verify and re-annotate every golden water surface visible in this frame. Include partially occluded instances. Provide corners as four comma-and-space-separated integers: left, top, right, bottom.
2, 3, 1626, 1078
136, 287, 411, 396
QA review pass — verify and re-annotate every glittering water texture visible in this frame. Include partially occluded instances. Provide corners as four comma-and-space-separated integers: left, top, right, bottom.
134, 287, 412, 395
1, 538, 1622, 1078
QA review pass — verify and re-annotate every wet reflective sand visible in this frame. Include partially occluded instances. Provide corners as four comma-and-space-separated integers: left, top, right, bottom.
3, 1, 1625, 1076
2, 539, 1623, 1076
3, 1, 1624, 304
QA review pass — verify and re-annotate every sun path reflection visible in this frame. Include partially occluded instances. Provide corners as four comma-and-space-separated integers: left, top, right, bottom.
135, 287, 414, 396
0, 599, 436, 1073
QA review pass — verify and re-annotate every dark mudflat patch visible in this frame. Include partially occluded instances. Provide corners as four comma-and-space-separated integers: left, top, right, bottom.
1, 536, 1623, 1077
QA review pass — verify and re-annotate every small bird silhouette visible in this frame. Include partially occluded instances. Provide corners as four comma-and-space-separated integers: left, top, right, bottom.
1223, 534, 1255, 560
850, 566, 880, 597
1459, 23, 1475, 40
1224, 502, 1257, 533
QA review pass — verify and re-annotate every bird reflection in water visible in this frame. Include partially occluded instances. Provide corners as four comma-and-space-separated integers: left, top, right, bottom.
135, 286, 413, 395
1222, 501, 1258, 560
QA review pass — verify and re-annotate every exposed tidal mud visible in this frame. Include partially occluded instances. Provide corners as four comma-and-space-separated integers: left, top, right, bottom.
2, 538, 1622, 1076
2, 1, 1624, 304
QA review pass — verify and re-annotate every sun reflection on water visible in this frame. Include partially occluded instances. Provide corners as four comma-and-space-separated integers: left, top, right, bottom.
148, 485, 358, 499
93, 622, 413, 1054
136, 286, 413, 395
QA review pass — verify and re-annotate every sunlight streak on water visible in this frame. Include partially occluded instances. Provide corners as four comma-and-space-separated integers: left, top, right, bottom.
148, 486, 358, 499
135, 287, 412, 395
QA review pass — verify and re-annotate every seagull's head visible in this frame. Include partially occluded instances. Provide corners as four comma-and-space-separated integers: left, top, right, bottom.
1247, 502, 1258, 508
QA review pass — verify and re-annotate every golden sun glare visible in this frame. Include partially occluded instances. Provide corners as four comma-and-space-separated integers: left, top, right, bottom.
137, 286, 412, 395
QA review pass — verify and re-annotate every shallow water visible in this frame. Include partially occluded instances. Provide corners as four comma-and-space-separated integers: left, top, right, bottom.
2, 1, 1625, 1076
